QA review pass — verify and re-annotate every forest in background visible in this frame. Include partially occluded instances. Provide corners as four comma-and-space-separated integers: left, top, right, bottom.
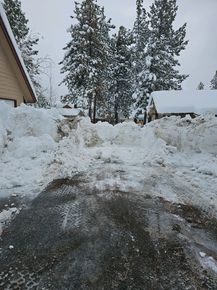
3, 0, 217, 123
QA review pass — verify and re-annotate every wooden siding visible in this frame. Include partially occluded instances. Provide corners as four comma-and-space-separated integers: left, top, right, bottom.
0, 40, 24, 105
0, 24, 36, 105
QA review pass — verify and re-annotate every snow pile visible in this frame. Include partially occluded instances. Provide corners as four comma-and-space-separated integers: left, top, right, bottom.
0, 103, 61, 142
145, 115, 217, 216
150, 115, 217, 154
0, 103, 217, 219
0, 207, 18, 236
0, 103, 63, 197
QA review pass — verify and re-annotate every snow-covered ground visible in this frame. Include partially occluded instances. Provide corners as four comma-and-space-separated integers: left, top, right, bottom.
0, 103, 217, 220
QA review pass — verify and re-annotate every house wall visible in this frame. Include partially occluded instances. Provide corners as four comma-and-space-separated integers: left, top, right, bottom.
159, 112, 197, 119
147, 100, 198, 122
0, 40, 24, 106
0, 25, 35, 106
148, 101, 158, 122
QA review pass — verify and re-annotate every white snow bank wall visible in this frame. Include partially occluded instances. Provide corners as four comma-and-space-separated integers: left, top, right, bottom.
1, 104, 62, 139
0, 103, 66, 197
0, 103, 217, 199
149, 115, 217, 154
0, 103, 62, 155
1, 103, 216, 160
83, 115, 217, 155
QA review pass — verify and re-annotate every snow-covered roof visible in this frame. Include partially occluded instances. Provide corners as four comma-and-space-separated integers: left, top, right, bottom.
63, 103, 74, 108
137, 114, 144, 121
150, 90, 217, 115
0, 3, 37, 102
55, 101, 75, 109
57, 108, 81, 117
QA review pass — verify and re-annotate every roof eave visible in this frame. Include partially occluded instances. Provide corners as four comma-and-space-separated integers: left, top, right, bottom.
0, 13, 37, 103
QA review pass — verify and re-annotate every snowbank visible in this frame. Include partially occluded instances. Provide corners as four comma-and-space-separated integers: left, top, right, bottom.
0, 103, 63, 197
0, 103, 217, 220
0, 103, 61, 142
150, 115, 217, 154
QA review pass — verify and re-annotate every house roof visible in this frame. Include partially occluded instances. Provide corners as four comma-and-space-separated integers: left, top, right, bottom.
0, 3, 37, 103
149, 90, 217, 115
57, 108, 81, 117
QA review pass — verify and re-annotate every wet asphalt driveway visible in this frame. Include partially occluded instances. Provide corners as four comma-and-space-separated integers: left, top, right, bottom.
1, 174, 217, 289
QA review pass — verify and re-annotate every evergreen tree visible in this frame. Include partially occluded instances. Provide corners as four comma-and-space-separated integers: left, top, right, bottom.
3, 0, 28, 44
132, 1, 151, 115
210, 71, 217, 89
3, 0, 40, 87
197, 82, 204, 90
108, 26, 133, 124
133, 0, 144, 56
147, 0, 188, 92
60, 0, 114, 122
36, 92, 50, 108
94, 7, 114, 120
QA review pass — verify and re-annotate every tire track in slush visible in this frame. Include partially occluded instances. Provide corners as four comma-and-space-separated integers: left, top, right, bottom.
0, 171, 217, 289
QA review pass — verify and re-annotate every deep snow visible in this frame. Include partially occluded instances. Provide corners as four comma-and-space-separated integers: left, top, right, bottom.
0, 103, 217, 221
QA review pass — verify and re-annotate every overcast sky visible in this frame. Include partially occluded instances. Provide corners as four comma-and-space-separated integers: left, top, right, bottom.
20, 0, 217, 97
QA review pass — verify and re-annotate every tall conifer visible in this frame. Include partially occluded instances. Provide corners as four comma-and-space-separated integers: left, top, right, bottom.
3, 0, 40, 88
210, 71, 217, 89
60, 0, 114, 122
197, 82, 204, 90
132, 2, 151, 114
109, 26, 133, 124
147, 0, 188, 92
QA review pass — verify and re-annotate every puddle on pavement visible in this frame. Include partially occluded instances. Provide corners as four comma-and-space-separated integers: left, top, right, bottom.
0, 177, 217, 289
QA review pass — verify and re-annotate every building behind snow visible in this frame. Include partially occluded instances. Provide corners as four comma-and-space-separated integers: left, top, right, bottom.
0, 3, 37, 107
148, 90, 217, 122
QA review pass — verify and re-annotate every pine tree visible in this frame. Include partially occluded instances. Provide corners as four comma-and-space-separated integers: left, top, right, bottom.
210, 71, 217, 89
3, 0, 28, 43
147, 0, 188, 92
93, 6, 114, 120
60, 0, 114, 122
197, 82, 204, 90
36, 93, 50, 108
108, 26, 133, 124
3, 0, 40, 88
134, 0, 144, 55
132, 1, 151, 115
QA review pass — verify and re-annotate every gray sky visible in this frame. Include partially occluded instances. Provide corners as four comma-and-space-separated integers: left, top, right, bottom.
20, 0, 217, 97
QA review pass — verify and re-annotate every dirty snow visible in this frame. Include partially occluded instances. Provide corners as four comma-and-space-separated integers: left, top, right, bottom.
0, 207, 18, 236
200, 256, 217, 274
0, 103, 217, 221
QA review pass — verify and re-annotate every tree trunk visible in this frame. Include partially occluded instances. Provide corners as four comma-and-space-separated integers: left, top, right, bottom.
143, 109, 147, 125
88, 96, 92, 121
114, 97, 119, 124
93, 92, 97, 123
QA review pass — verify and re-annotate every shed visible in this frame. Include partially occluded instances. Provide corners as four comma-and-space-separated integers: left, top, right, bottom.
148, 90, 217, 122
62, 103, 76, 109
57, 108, 82, 119
0, 3, 36, 107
